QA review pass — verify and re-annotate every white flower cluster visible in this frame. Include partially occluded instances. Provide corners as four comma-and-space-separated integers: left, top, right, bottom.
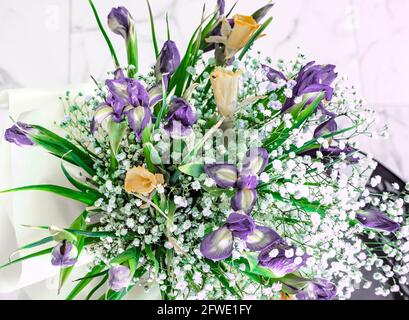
59, 52, 409, 300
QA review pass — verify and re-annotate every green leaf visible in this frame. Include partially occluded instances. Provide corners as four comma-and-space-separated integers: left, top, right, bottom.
239, 17, 273, 60
106, 284, 135, 300
10, 236, 54, 257
0, 185, 99, 206
227, 256, 282, 280
74, 270, 108, 282
86, 274, 108, 300
59, 211, 89, 291
143, 142, 162, 166
178, 162, 204, 178
127, 32, 139, 76
60, 163, 101, 201
111, 247, 141, 265
31, 125, 95, 176
66, 263, 105, 300
64, 229, 115, 238
207, 260, 242, 298
202, 186, 234, 198
88, 0, 120, 67
146, 0, 159, 58
145, 245, 159, 274
264, 93, 324, 151
0, 247, 53, 270
155, 78, 168, 129
108, 119, 127, 157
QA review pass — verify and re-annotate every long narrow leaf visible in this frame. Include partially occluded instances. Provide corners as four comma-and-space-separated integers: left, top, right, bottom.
0, 247, 53, 270
88, 0, 120, 67
59, 211, 89, 291
10, 236, 54, 258
86, 274, 108, 300
0, 185, 98, 206
66, 264, 105, 300
146, 0, 159, 58
61, 163, 100, 199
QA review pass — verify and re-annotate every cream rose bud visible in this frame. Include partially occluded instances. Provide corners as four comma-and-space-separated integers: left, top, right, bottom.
210, 68, 242, 118
124, 166, 164, 194
225, 15, 260, 59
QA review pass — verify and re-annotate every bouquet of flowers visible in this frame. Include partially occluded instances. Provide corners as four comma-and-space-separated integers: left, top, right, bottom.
1, 0, 409, 300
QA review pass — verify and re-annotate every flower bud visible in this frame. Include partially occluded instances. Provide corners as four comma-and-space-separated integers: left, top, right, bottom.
210, 67, 242, 118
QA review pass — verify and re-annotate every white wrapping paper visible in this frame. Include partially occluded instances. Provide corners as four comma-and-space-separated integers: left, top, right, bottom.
0, 87, 160, 299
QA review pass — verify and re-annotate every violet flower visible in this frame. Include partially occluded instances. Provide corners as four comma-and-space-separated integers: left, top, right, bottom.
155, 40, 181, 86
262, 64, 286, 84
90, 69, 153, 139
51, 240, 78, 268
314, 118, 338, 138
200, 212, 281, 261
263, 62, 338, 116
204, 164, 238, 189
356, 210, 400, 233
164, 97, 197, 137
108, 265, 132, 292
283, 61, 338, 116
241, 147, 269, 176
258, 242, 308, 277
4, 122, 34, 147
204, 147, 269, 214
217, 0, 225, 15
296, 279, 337, 300
108, 7, 133, 40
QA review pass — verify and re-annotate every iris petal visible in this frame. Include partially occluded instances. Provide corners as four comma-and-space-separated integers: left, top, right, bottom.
91, 105, 114, 133
204, 164, 238, 188
126, 106, 151, 140
246, 226, 282, 251
231, 188, 257, 214
200, 227, 233, 261
241, 147, 269, 175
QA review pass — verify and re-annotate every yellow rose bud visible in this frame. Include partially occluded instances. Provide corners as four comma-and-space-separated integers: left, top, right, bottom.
124, 166, 164, 195
210, 67, 242, 118
225, 15, 260, 59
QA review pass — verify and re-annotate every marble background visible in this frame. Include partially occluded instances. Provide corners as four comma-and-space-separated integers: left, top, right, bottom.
0, 0, 408, 299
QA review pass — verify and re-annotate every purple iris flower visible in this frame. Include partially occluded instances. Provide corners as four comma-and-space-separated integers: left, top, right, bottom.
226, 212, 256, 240
164, 97, 197, 137
283, 61, 338, 115
236, 175, 259, 190
262, 64, 287, 84
314, 118, 338, 138
91, 69, 153, 139
231, 187, 258, 214
356, 210, 400, 233
108, 7, 133, 40
155, 40, 181, 86
51, 240, 78, 268
296, 279, 337, 300
204, 164, 238, 189
263, 62, 338, 116
200, 212, 281, 261
217, 0, 225, 15
108, 265, 132, 292
258, 242, 308, 277
204, 147, 269, 214
241, 147, 269, 176
4, 122, 34, 147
